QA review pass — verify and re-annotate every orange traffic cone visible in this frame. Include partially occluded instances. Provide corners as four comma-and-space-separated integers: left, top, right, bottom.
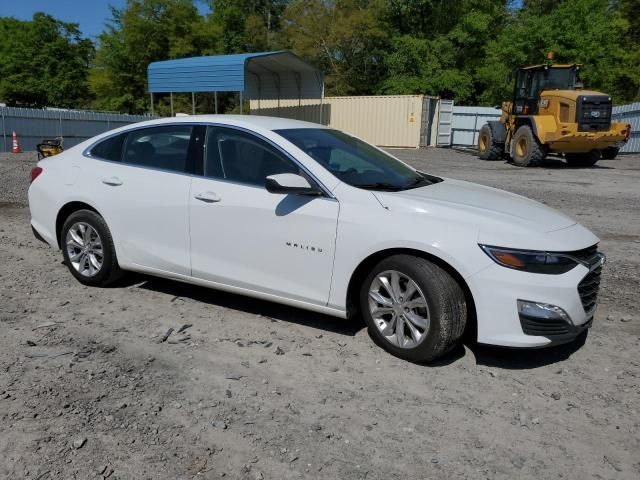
12, 131, 22, 154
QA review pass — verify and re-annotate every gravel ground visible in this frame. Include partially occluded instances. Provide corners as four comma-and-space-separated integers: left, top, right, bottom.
0, 149, 639, 480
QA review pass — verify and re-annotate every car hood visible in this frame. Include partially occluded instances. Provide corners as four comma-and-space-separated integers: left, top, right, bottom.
372, 178, 578, 234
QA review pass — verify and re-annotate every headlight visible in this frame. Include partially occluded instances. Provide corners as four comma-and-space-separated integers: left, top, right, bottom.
479, 245, 578, 274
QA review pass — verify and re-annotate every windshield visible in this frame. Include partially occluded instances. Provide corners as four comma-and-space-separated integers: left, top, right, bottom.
541, 68, 577, 90
275, 128, 440, 191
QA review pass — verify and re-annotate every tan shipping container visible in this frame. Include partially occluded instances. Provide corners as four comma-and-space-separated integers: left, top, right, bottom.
250, 95, 434, 148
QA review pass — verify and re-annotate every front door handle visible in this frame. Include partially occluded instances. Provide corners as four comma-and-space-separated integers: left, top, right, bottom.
194, 191, 221, 203
102, 176, 123, 186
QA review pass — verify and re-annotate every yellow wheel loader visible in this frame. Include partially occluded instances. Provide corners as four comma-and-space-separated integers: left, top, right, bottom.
478, 61, 631, 167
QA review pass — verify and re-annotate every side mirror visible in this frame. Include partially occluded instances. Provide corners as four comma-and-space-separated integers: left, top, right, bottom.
265, 173, 322, 196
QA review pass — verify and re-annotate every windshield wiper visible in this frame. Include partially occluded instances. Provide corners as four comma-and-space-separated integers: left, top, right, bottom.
403, 176, 430, 189
355, 182, 405, 191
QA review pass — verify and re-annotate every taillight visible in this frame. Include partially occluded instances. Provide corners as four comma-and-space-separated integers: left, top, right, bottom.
30, 166, 43, 183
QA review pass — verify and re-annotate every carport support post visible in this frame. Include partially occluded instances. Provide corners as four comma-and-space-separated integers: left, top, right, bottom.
214, 92, 218, 114
192, 92, 196, 115
150, 93, 154, 116
319, 82, 325, 124
170, 92, 174, 117
239, 91, 243, 114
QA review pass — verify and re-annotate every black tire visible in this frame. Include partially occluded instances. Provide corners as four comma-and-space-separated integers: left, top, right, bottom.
565, 150, 600, 167
511, 125, 546, 167
360, 255, 466, 363
61, 209, 123, 287
477, 124, 503, 160
600, 147, 619, 160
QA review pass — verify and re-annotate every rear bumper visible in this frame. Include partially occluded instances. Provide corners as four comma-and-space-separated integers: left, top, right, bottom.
31, 225, 48, 245
30, 219, 57, 249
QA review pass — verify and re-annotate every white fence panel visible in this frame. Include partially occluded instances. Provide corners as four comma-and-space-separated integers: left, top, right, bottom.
450, 106, 501, 147
612, 102, 640, 153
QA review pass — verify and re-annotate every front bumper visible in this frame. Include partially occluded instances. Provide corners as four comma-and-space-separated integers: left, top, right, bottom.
518, 301, 592, 346
467, 258, 602, 348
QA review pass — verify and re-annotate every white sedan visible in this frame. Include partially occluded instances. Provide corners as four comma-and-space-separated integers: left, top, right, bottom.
28, 115, 604, 362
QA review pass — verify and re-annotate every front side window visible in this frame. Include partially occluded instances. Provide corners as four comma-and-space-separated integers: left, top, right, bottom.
123, 125, 194, 173
204, 127, 300, 187
90, 133, 126, 162
275, 128, 438, 191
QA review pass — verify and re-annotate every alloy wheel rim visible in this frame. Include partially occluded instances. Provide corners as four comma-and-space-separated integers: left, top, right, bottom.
479, 133, 488, 152
516, 137, 528, 157
368, 270, 430, 349
66, 222, 104, 277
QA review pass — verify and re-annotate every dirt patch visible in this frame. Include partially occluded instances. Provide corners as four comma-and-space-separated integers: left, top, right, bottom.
1, 150, 639, 479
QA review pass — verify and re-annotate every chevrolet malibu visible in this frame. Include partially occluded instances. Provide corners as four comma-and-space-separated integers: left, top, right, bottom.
28, 116, 604, 362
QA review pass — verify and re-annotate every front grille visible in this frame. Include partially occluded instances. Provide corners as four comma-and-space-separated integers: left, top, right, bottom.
578, 265, 602, 315
576, 95, 612, 131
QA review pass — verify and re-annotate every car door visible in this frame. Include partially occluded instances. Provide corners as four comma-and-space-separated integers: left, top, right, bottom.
189, 125, 339, 306
85, 124, 199, 276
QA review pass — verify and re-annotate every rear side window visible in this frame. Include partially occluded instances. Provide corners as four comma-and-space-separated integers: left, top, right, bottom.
123, 125, 194, 173
90, 133, 126, 162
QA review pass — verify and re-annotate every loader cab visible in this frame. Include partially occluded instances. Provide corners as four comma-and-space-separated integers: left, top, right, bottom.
512, 65, 581, 115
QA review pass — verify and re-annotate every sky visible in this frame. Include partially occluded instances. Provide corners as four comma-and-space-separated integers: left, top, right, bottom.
0, 0, 210, 39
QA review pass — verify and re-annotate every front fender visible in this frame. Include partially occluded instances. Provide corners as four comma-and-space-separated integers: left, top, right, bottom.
327, 191, 491, 310
530, 115, 557, 144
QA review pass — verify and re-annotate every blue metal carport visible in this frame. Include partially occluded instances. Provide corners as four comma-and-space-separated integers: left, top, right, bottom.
147, 50, 324, 115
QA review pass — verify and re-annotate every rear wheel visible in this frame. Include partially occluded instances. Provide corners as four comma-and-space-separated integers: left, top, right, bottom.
601, 147, 620, 160
360, 255, 466, 363
565, 150, 601, 167
477, 124, 503, 160
61, 209, 123, 287
511, 125, 546, 167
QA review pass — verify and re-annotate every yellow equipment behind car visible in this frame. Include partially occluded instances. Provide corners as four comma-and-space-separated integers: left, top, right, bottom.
478, 58, 631, 167
36, 137, 64, 160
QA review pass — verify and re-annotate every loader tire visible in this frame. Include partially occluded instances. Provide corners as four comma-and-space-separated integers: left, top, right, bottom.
477, 124, 503, 161
566, 150, 601, 167
511, 126, 546, 167
601, 147, 620, 160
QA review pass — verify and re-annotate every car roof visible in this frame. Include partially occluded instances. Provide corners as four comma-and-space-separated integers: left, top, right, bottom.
129, 114, 327, 132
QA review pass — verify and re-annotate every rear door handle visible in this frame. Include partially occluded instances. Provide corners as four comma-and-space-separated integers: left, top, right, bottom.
102, 176, 123, 186
194, 191, 221, 203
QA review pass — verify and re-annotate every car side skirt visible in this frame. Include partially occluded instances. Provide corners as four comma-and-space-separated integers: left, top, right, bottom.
124, 264, 349, 319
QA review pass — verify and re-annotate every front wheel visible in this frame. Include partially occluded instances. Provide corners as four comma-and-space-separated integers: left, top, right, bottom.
360, 255, 467, 363
565, 150, 601, 167
477, 124, 503, 160
600, 147, 620, 160
61, 209, 123, 286
511, 125, 546, 167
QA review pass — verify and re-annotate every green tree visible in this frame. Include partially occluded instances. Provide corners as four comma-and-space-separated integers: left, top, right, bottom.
206, 0, 290, 53
0, 13, 94, 108
379, 0, 508, 102
283, 0, 389, 95
90, 0, 211, 113
477, 0, 640, 105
